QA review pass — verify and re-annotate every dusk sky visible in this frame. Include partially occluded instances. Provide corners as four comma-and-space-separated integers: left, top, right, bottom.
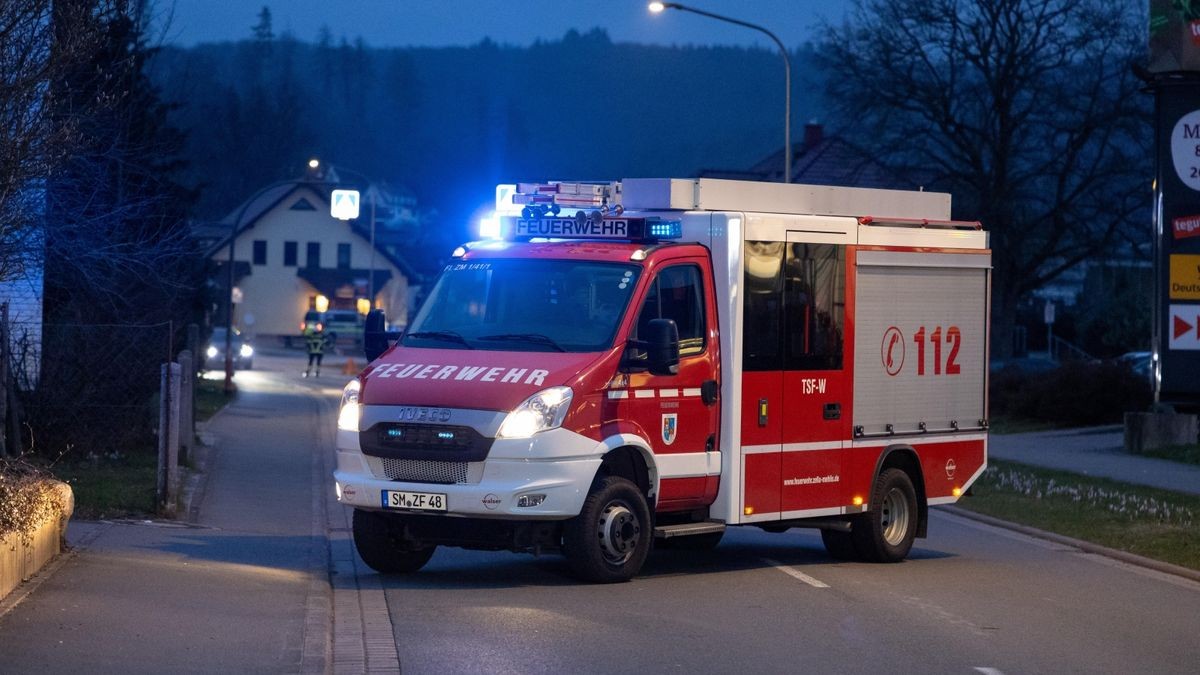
157, 0, 854, 49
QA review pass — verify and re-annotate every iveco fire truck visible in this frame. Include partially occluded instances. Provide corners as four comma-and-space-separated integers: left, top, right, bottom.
333, 178, 990, 582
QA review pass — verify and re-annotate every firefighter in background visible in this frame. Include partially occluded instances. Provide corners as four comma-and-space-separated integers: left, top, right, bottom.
304, 325, 330, 377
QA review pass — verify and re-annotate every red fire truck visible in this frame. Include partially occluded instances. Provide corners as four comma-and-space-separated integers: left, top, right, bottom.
333, 178, 990, 582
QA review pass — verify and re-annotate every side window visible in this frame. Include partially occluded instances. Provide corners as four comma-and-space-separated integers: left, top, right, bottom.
784, 243, 845, 370
283, 241, 298, 266
252, 240, 267, 266
634, 264, 706, 356
743, 241, 784, 371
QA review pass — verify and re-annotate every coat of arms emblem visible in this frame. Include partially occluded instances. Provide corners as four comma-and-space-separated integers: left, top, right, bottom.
661, 413, 678, 446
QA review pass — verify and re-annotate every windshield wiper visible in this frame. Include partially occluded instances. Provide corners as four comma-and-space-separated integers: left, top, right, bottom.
476, 333, 566, 352
404, 330, 474, 349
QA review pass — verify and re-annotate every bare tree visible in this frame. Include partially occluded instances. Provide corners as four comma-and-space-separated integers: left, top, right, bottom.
0, 0, 73, 282
818, 0, 1149, 358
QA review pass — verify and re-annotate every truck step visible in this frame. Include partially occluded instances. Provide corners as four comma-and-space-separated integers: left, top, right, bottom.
653, 522, 726, 539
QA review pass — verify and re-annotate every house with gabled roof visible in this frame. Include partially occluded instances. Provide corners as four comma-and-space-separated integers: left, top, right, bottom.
700, 122, 922, 190
198, 174, 418, 343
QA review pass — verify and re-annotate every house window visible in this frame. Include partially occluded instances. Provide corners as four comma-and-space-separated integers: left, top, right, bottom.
337, 243, 351, 269
283, 241, 298, 267
306, 242, 320, 268
252, 240, 267, 266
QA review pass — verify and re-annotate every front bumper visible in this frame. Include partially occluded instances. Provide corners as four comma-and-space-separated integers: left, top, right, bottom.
334, 426, 602, 519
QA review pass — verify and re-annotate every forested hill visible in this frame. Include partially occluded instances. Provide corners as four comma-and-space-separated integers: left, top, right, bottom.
151, 28, 822, 239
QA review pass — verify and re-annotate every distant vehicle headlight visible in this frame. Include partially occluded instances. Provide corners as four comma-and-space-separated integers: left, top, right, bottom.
496, 386, 573, 439
239, 344, 254, 358
206, 346, 218, 358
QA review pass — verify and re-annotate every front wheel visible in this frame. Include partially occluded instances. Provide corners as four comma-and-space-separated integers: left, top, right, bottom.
563, 476, 652, 583
851, 468, 918, 563
352, 509, 437, 574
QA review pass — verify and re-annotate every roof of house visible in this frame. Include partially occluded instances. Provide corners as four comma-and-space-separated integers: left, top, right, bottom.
700, 124, 923, 190
296, 267, 393, 298
198, 180, 418, 280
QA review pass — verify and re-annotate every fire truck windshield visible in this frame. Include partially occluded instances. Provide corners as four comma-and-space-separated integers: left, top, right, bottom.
403, 259, 642, 352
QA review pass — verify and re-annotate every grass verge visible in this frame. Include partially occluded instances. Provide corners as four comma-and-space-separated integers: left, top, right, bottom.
196, 377, 235, 422
51, 451, 158, 520
957, 459, 1200, 571
985, 417, 1060, 435
1137, 444, 1200, 467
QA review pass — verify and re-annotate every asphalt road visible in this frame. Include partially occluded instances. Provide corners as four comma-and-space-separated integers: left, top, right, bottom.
379, 511, 1200, 674
3, 351, 1197, 674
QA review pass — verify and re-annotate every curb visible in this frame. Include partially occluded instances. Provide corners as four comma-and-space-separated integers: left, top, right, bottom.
939, 505, 1200, 584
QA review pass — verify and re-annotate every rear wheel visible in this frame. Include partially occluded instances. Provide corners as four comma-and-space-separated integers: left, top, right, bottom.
352, 509, 437, 574
851, 468, 918, 562
563, 476, 652, 583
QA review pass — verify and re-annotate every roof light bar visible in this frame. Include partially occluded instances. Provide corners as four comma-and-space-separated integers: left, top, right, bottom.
498, 215, 682, 242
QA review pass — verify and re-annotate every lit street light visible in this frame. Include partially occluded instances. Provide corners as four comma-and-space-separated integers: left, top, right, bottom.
649, 2, 792, 183
323, 163, 381, 306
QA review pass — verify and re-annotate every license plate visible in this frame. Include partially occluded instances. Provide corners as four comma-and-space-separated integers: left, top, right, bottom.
381, 490, 447, 512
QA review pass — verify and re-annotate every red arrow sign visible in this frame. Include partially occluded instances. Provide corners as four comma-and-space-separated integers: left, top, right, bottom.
1175, 314, 1193, 340
1168, 305, 1200, 349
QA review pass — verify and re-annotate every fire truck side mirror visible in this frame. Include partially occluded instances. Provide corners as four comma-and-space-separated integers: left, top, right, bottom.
364, 309, 390, 362
645, 318, 680, 376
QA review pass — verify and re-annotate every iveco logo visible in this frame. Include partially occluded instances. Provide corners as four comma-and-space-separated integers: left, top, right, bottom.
396, 407, 452, 423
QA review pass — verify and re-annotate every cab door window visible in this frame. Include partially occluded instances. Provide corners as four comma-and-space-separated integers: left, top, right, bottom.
634, 264, 706, 356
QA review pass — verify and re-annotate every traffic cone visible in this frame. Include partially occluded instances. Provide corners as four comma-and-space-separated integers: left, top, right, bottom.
342, 357, 359, 375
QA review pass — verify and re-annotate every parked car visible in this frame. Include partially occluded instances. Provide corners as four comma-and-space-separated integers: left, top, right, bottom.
206, 327, 254, 370
322, 309, 365, 344
1116, 351, 1152, 380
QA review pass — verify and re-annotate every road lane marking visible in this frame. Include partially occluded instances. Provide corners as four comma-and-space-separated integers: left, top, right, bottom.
762, 558, 829, 588
973, 668, 1005, 675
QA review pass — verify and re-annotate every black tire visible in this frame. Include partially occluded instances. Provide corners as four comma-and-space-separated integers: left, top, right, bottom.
352, 509, 436, 574
658, 530, 724, 551
851, 468, 918, 563
820, 527, 861, 561
563, 476, 652, 583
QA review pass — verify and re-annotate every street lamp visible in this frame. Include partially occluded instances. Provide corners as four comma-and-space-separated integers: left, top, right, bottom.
325, 163, 380, 308
649, 2, 792, 183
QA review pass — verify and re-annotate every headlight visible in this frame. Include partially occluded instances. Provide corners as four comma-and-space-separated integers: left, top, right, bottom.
338, 379, 361, 431
206, 346, 218, 358
496, 386, 573, 439
239, 344, 254, 358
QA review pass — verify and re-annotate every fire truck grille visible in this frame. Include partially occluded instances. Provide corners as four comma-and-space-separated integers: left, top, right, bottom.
360, 423, 492, 462
379, 458, 469, 485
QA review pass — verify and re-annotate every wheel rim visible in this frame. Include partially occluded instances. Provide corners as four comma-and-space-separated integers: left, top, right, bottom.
880, 487, 911, 546
597, 499, 641, 565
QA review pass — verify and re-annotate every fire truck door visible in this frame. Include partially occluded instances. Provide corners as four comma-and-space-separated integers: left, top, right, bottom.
740, 241, 785, 518
779, 237, 848, 513
626, 262, 720, 511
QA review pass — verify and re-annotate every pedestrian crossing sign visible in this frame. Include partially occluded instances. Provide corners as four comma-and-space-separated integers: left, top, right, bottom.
331, 189, 361, 220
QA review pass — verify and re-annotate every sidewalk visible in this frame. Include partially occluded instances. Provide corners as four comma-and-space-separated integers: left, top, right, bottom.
990, 425, 1200, 496
0, 356, 334, 672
